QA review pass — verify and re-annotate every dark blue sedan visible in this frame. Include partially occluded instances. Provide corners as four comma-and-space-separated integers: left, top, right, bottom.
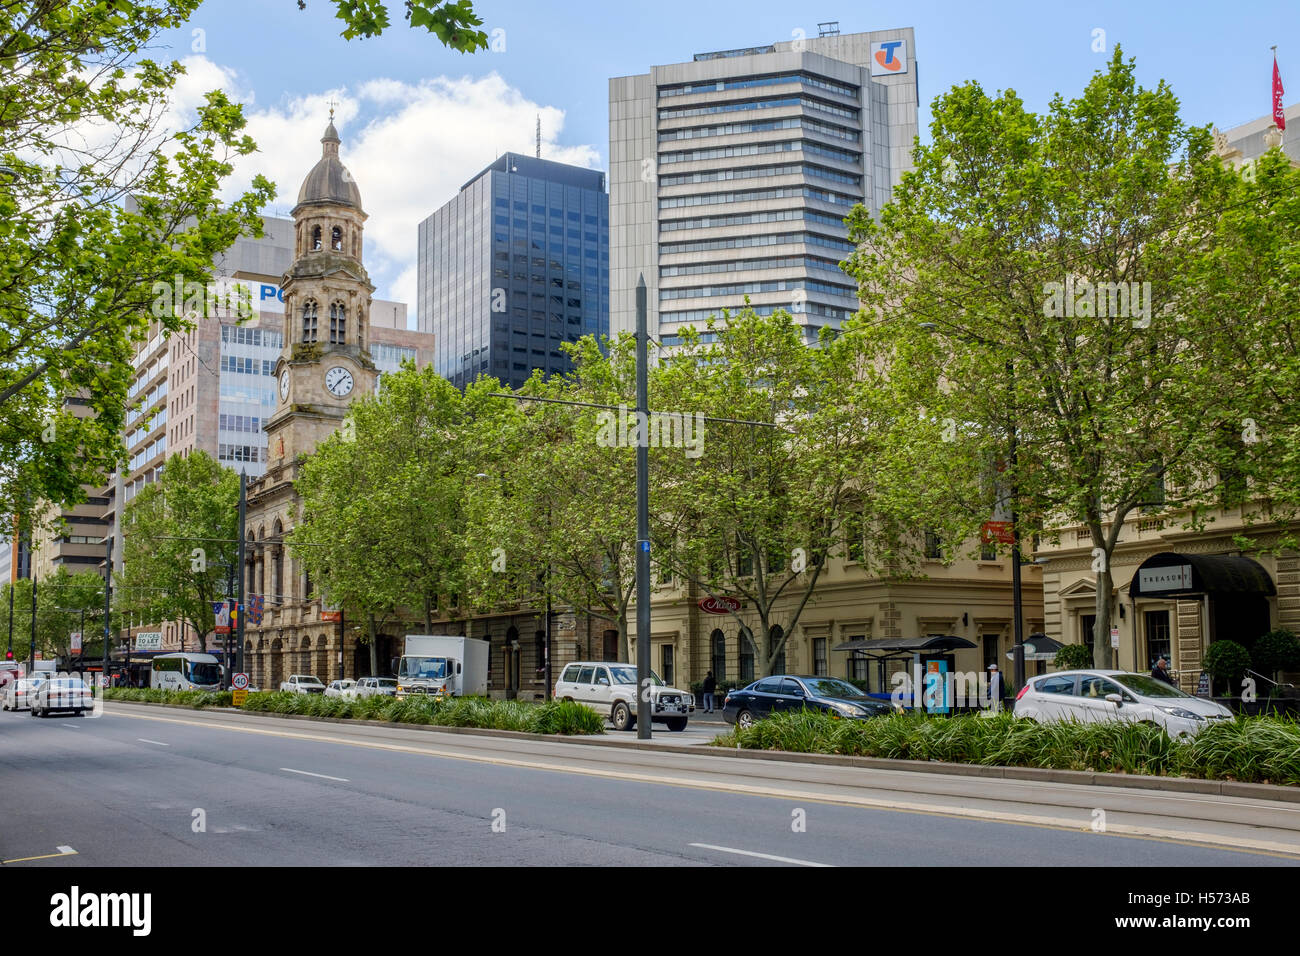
722, 675, 893, 729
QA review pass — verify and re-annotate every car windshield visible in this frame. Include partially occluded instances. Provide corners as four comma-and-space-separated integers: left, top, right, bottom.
301, 676, 323, 685
801, 678, 866, 699
187, 662, 222, 685
405, 658, 448, 680
1114, 673, 1193, 699
377, 679, 397, 687
48, 679, 86, 689
608, 666, 663, 686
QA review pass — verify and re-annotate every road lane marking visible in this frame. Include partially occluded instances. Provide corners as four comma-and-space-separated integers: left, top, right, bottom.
137, 738, 170, 747
3, 846, 77, 864
105, 708, 1300, 858
689, 843, 833, 867
280, 767, 349, 782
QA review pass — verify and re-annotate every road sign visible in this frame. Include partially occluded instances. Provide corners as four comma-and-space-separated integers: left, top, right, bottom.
232, 672, 249, 691
231, 688, 247, 706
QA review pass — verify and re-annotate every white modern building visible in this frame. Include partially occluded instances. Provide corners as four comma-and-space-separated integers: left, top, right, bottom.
609, 25, 919, 343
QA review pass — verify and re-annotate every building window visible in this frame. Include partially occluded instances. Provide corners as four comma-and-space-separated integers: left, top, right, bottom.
770, 626, 785, 675
1144, 610, 1171, 670
329, 302, 346, 344
331, 226, 343, 251
311, 226, 321, 251
534, 630, 546, 678
924, 530, 942, 560
711, 629, 726, 680
661, 644, 674, 685
980, 541, 997, 561
301, 300, 318, 343
813, 638, 827, 676
1081, 614, 1096, 660
739, 630, 755, 684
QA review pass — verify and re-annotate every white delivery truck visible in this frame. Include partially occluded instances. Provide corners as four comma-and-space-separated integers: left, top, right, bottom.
394, 635, 489, 699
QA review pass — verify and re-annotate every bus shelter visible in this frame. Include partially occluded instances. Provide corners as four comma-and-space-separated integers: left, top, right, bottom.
833, 635, 978, 711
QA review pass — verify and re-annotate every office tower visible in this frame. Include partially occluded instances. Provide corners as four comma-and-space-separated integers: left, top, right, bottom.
418, 153, 609, 389
609, 26, 918, 342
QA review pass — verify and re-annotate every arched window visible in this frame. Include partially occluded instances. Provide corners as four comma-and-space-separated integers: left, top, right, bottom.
739, 628, 755, 683
770, 625, 786, 675
311, 225, 322, 251
301, 300, 318, 343
331, 226, 343, 251
711, 629, 726, 680
329, 301, 346, 345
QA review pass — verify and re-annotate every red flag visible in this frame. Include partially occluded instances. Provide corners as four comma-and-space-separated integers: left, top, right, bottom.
1273, 54, 1286, 131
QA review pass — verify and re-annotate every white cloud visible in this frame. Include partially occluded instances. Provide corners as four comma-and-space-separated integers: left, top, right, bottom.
167, 62, 604, 327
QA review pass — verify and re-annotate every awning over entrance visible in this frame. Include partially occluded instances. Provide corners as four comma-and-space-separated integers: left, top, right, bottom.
1127, 551, 1276, 599
833, 635, 977, 655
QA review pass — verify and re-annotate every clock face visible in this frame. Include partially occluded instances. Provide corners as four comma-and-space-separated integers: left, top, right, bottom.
325, 366, 354, 397
279, 370, 290, 402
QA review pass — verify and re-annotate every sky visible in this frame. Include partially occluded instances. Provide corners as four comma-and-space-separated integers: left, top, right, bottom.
151, 0, 1300, 321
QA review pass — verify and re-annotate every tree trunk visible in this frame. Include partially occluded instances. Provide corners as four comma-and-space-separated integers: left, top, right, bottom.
424, 596, 433, 632
368, 613, 379, 678
618, 616, 630, 664
1092, 563, 1114, 670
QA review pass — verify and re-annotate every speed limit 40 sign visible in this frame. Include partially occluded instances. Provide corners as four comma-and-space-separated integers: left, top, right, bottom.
232, 672, 249, 690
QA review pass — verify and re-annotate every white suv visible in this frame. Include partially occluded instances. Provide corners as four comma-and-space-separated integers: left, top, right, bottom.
1014, 669, 1234, 738
555, 662, 694, 732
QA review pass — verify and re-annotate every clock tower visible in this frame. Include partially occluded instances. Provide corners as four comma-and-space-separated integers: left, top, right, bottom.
264, 117, 377, 464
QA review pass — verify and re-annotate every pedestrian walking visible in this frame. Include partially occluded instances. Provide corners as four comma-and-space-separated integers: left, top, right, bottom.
702, 670, 717, 713
1150, 655, 1177, 686
986, 663, 1010, 711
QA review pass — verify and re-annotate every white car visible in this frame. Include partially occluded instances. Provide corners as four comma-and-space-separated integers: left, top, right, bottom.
30, 677, 94, 717
279, 674, 326, 695
554, 662, 694, 732
325, 679, 356, 698
3, 678, 44, 712
348, 677, 398, 699
1014, 669, 1234, 738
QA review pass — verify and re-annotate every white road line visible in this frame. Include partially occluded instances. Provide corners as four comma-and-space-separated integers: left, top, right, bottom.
689, 843, 833, 867
55, 846, 75, 855
137, 738, 169, 747
280, 767, 349, 782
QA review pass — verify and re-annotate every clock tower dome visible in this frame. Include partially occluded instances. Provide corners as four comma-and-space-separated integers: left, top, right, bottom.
264, 117, 377, 465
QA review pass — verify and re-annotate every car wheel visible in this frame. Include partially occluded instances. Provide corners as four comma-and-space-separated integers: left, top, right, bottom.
611, 701, 633, 732
736, 708, 755, 730
666, 717, 688, 732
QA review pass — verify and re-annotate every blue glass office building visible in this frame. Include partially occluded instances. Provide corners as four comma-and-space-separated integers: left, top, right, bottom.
418, 154, 609, 389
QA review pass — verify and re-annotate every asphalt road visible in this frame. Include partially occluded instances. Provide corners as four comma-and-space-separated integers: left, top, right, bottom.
1, 703, 1296, 867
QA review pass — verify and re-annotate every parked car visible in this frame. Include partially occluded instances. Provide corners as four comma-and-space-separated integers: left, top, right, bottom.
554, 662, 694, 731
3, 677, 44, 712
325, 679, 356, 698
30, 677, 94, 717
348, 677, 397, 699
723, 675, 893, 729
279, 674, 326, 695
1013, 669, 1234, 738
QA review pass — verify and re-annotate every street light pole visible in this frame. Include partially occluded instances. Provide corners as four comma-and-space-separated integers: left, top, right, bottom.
635, 275, 653, 740
236, 471, 247, 678
102, 535, 112, 689
1008, 359, 1025, 694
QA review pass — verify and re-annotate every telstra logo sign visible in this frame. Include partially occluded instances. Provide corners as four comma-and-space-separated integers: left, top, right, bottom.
871, 39, 908, 76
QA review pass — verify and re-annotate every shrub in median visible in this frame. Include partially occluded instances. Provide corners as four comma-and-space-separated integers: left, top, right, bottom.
104, 688, 604, 736
711, 708, 1300, 786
